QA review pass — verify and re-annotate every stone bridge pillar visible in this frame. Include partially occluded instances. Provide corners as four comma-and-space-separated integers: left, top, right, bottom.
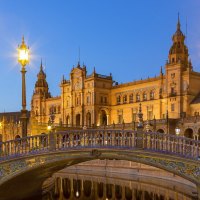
136, 103, 144, 148
197, 184, 200, 200
136, 127, 144, 148
48, 132, 56, 151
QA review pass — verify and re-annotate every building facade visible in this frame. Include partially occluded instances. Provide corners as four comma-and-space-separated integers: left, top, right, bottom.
1, 17, 200, 141
30, 17, 200, 139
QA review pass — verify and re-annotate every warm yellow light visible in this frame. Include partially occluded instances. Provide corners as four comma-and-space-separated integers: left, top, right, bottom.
0, 122, 2, 128
75, 191, 79, 197
47, 125, 52, 131
18, 36, 29, 67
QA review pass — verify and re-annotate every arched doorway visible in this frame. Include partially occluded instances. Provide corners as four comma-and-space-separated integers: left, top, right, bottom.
157, 129, 164, 134
63, 178, 71, 199
198, 128, 200, 140
66, 115, 70, 126
15, 135, 21, 140
83, 180, 92, 197
86, 112, 91, 127
100, 110, 107, 126
76, 114, 81, 127
184, 128, 193, 139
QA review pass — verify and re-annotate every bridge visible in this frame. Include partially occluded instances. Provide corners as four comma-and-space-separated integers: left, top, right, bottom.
0, 129, 199, 199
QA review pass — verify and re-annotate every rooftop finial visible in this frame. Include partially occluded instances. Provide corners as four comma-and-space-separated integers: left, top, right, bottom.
160, 66, 163, 76
22, 35, 25, 44
177, 12, 181, 30
62, 74, 65, 82
40, 59, 43, 71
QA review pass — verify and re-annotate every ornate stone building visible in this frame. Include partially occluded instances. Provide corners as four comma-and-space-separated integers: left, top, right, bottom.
1, 17, 200, 140
29, 17, 200, 139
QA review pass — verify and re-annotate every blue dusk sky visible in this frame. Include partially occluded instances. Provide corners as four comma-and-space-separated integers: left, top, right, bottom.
0, 1, 200, 112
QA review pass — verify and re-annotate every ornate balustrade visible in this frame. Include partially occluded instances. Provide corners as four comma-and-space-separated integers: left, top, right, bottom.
0, 130, 199, 161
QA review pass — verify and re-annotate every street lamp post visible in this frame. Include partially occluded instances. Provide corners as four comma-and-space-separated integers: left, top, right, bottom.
18, 36, 29, 137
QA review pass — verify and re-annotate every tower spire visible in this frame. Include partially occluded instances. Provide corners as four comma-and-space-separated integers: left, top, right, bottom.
160, 66, 163, 76
177, 12, 180, 31
40, 59, 43, 71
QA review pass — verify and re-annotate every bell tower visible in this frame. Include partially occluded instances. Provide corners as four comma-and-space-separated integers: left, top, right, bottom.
165, 15, 190, 119
168, 14, 189, 68
31, 61, 51, 122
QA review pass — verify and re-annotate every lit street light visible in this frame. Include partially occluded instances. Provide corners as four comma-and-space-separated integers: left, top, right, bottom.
18, 36, 29, 137
175, 127, 180, 136
47, 119, 52, 133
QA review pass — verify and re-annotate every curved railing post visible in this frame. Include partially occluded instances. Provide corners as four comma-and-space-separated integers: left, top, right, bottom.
48, 132, 56, 151
136, 128, 144, 148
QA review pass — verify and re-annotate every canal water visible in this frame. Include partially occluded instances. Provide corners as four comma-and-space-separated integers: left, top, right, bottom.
39, 160, 198, 200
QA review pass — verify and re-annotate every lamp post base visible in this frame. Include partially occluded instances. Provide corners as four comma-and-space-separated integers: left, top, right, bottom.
21, 109, 28, 137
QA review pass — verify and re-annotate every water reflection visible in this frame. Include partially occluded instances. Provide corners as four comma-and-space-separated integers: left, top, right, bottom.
42, 174, 196, 200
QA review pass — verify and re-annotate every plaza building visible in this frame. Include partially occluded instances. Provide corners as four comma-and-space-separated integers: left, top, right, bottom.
1, 17, 200, 141
29, 17, 200, 139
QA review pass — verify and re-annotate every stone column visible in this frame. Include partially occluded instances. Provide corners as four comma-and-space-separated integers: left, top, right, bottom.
98, 113, 101, 126
59, 177, 63, 200
107, 115, 109, 125
70, 179, 74, 197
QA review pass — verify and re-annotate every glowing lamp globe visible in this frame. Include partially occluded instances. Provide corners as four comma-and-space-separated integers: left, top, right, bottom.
18, 36, 29, 67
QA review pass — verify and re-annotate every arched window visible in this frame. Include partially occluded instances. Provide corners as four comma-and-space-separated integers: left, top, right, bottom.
117, 96, 121, 104
150, 91, 154, 100
129, 94, 133, 103
54, 106, 56, 113
123, 95, 127, 103
136, 94, 140, 102
58, 106, 61, 113
143, 92, 147, 101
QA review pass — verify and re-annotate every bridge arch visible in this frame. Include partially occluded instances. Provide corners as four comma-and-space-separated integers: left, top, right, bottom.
0, 148, 199, 195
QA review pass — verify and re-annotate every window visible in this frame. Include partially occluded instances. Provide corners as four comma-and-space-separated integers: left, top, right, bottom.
136, 94, 140, 102
104, 97, 107, 103
58, 106, 61, 113
150, 91, 154, 100
143, 93, 147, 101
129, 94, 133, 103
87, 96, 90, 104
117, 96, 121, 104
162, 114, 165, 119
118, 115, 123, 124
132, 113, 137, 122
147, 111, 153, 120
76, 97, 79, 105
194, 112, 199, 116
101, 96, 103, 103
123, 95, 127, 103
54, 107, 56, 113
171, 87, 176, 95
171, 104, 175, 112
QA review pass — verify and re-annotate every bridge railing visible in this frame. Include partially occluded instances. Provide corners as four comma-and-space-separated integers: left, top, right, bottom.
0, 130, 199, 161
